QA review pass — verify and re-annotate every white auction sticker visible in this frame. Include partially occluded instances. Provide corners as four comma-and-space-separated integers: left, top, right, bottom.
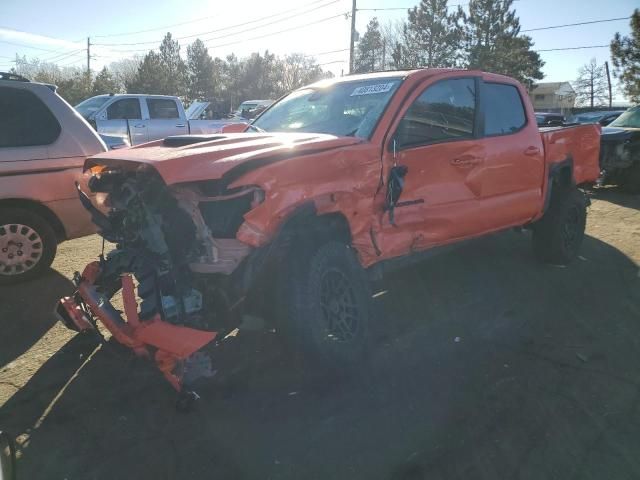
350, 82, 395, 96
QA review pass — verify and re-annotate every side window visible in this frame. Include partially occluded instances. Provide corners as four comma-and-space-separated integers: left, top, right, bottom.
0, 86, 61, 148
484, 83, 526, 135
147, 98, 180, 119
396, 78, 476, 148
107, 98, 141, 120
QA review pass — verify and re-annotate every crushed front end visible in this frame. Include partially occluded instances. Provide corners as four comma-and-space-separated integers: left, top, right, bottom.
56, 163, 262, 392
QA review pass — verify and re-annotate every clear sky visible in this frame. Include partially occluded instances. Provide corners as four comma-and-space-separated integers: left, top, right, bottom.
0, 0, 636, 102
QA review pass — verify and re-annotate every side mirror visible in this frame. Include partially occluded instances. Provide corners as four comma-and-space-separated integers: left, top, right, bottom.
220, 122, 249, 133
0, 431, 16, 480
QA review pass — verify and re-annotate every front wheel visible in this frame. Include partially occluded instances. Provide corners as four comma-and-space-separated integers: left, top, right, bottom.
277, 241, 372, 369
532, 186, 587, 265
0, 208, 57, 284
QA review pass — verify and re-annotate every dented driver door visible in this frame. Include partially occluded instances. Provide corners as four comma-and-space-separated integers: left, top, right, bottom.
377, 75, 487, 258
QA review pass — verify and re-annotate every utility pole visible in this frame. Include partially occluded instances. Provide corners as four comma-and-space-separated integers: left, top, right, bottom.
86, 37, 91, 75
604, 60, 612, 108
349, 0, 356, 74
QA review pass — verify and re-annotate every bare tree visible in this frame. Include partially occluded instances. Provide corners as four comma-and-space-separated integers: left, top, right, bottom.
380, 20, 404, 70
108, 57, 142, 92
573, 58, 608, 108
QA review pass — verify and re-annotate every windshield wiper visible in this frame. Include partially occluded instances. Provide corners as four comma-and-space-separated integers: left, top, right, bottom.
247, 124, 266, 133
345, 128, 359, 137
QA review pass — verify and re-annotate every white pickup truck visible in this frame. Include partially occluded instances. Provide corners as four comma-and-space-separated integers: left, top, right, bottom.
75, 94, 250, 146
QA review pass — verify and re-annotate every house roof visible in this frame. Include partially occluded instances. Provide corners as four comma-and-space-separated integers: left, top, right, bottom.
531, 82, 575, 95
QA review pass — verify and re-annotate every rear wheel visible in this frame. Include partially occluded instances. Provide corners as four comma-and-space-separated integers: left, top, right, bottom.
532, 186, 587, 265
276, 241, 372, 369
0, 208, 57, 284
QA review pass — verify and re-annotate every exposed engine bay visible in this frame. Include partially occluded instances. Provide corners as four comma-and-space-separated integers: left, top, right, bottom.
57, 164, 269, 400
82, 165, 262, 331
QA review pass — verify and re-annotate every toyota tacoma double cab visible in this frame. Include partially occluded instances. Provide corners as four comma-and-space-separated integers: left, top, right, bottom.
57, 69, 601, 396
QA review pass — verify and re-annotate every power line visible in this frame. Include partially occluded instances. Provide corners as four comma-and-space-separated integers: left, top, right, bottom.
357, 2, 468, 11
97, 10, 350, 55
94, 0, 342, 46
92, 0, 333, 39
0, 39, 74, 53
308, 48, 350, 57
38, 48, 85, 63
522, 16, 630, 32
202, 12, 349, 51
319, 59, 347, 66
536, 44, 610, 52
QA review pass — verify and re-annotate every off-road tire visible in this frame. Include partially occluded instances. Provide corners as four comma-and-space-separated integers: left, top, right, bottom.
0, 208, 57, 284
619, 162, 640, 194
276, 241, 372, 369
532, 186, 587, 265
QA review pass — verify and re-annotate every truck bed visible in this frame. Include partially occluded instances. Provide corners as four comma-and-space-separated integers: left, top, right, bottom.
540, 123, 601, 185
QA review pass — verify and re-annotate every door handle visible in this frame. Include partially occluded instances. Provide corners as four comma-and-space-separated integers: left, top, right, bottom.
133, 124, 146, 128
524, 146, 540, 156
175, 124, 186, 128
450, 155, 482, 167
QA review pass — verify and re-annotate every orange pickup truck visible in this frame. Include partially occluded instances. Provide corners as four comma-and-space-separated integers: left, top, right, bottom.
58, 69, 600, 397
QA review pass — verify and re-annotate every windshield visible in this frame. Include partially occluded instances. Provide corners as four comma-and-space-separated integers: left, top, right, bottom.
75, 96, 110, 119
252, 78, 402, 138
609, 106, 640, 128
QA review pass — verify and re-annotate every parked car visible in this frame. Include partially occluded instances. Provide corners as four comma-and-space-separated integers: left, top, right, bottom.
599, 105, 640, 192
185, 100, 251, 133
0, 72, 107, 283
75, 94, 242, 146
567, 110, 625, 126
58, 69, 600, 397
535, 112, 565, 126
232, 99, 273, 119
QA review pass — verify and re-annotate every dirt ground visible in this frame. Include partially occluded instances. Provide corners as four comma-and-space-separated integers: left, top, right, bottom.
1, 188, 639, 480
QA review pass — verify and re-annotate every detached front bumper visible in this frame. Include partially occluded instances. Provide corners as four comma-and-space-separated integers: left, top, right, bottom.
56, 262, 217, 391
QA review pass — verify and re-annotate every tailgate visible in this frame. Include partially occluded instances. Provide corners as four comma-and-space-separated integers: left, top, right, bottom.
540, 124, 601, 184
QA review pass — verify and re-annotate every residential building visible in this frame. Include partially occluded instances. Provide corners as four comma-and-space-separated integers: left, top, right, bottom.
529, 82, 576, 113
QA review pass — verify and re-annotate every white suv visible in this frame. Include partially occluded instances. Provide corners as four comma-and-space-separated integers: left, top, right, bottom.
0, 72, 107, 283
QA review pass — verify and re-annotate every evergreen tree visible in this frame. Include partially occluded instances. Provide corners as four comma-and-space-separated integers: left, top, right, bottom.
92, 66, 119, 95
610, 9, 640, 102
462, 0, 543, 87
126, 51, 166, 94
158, 32, 187, 97
186, 39, 216, 101
394, 0, 462, 69
354, 18, 384, 73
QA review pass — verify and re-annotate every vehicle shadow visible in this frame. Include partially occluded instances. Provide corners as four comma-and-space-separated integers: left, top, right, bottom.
587, 186, 640, 210
0, 269, 75, 367
2, 231, 640, 480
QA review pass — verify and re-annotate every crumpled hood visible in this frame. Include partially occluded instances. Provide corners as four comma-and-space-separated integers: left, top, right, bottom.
85, 132, 362, 186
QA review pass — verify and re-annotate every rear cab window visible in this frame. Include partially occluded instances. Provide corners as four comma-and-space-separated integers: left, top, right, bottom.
483, 83, 526, 135
147, 98, 180, 119
0, 86, 61, 147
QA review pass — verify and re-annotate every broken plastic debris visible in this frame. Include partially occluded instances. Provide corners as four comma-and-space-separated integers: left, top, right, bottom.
288, 391, 298, 396
578, 255, 587, 261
